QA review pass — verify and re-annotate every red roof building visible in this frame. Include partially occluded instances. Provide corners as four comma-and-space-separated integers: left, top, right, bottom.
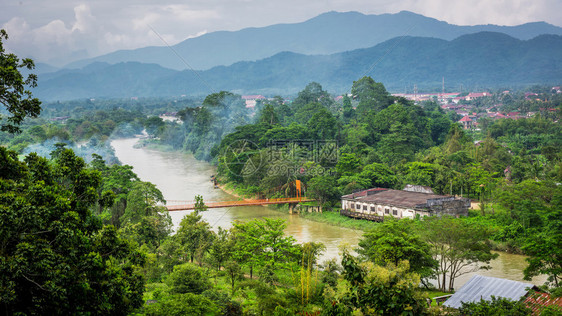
524, 292, 562, 315
459, 116, 474, 129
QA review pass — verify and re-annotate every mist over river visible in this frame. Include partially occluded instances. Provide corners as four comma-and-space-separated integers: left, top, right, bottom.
111, 138, 547, 289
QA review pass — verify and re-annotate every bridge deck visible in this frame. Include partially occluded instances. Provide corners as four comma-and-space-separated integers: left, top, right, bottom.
166, 197, 315, 211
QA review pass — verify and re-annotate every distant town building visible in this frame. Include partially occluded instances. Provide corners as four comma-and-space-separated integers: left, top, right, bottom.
50, 116, 70, 122
459, 115, 474, 129
340, 186, 470, 219
242, 95, 266, 108
464, 92, 490, 100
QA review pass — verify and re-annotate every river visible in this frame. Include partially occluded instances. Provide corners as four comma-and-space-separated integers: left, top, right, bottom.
111, 138, 547, 289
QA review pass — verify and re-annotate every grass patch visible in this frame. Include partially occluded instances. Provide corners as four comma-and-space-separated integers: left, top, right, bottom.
298, 211, 380, 231
137, 140, 177, 152
424, 290, 452, 306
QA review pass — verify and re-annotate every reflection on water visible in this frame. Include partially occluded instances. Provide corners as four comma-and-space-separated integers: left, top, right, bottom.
111, 138, 547, 289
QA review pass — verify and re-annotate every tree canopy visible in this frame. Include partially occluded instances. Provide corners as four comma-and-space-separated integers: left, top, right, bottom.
0, 29, 42, 133
0, 147, 145, 314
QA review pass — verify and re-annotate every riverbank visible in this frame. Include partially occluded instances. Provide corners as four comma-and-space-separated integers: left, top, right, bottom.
216, 180, 381, 232
216, 183, 256, 202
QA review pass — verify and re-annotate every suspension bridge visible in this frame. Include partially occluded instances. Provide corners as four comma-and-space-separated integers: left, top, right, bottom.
165, 196, 315, 211
165, 179, 315, 211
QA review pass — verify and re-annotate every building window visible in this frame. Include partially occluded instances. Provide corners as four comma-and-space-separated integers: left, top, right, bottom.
363, 205, 367, 210
393, 209, 398, 216
350, 203, 354, 210
370, 206, 375, 212
356, 204, 361, 210
385, 208, 389, 214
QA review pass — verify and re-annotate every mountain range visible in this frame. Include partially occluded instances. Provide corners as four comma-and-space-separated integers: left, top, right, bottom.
64, 10, 562, 71
34, 32, 562, 101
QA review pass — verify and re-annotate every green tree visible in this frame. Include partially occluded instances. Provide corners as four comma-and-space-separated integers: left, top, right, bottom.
0, 147, 145, 315
359, 162, 397, 188
522, 220, 562, 287
144, 115, 165, 136
232, 218, 298, 276
167, 263, 212, 294
307, 106, 338, 139
0, 30, 42, 133
122, 181, 166, 223
342, 94, 355, 122
175, 196, 213, 264
307, 175, 339, 211
208, 226, 233, 271
335, 152, 361, 176
224, 261, 243, 295
402, 162, 436, 187
351, 76, 392, 116
258, 103, 280, 125
231, 220, 262, 279
423, 216, 498, 292
324, 250, 430, 315
357, 220, 438, 280
292, 82, 335, 113
253, 218, 299, 269
337, 175, 371, 195
119, 181, 172, 249
93, 160, 139, 228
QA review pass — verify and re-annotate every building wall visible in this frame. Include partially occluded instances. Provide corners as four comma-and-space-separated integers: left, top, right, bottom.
342, 197, 469, 219
429, 199, 470, 217
342, 200, 427, 219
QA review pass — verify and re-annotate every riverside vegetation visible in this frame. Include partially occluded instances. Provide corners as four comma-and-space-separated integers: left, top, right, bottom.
1, 29, 561, 314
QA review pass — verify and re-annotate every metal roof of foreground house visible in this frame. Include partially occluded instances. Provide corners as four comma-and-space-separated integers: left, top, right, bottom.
443, 275, 538, 309
342, 188, 453, 209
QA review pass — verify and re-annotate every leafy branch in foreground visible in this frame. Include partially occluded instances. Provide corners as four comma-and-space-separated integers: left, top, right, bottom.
0, 29, 41, 133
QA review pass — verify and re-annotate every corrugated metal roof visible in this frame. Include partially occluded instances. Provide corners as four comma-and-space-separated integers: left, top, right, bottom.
443, 275, 537, 309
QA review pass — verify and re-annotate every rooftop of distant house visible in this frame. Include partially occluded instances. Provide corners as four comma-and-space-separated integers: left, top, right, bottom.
342, 186, 457, 209
444, 275, 539, 309
241, 95, 266, 100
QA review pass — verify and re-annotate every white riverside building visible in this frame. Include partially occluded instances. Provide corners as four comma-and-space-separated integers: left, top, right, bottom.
341, 185, 470, 219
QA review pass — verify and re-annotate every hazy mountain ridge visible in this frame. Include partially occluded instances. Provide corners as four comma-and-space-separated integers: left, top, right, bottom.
63, 11, 562, 71
34, 32, 562, 100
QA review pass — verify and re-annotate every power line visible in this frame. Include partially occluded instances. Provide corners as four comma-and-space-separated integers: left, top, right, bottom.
147, 24, 216, 94
347, 24, 416, 95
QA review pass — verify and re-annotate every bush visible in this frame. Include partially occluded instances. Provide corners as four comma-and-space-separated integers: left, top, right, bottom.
166, 263, 212, 295
143, 293, 219, 316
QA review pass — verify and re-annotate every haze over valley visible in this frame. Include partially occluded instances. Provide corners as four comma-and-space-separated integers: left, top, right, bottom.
1, 2, 562, 315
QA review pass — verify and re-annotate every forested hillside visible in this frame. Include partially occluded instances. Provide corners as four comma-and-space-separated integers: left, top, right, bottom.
66, 10, 562, 71
2, 27, 561, 315
34, 32, 562, 100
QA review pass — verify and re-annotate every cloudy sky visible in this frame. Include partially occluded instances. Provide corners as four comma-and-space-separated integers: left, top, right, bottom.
2, 0, 561, 66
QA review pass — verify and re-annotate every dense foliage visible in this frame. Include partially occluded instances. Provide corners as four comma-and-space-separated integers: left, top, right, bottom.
0, 147, 145, 314
0, 29, 41, 133
1, 34, 560, 313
